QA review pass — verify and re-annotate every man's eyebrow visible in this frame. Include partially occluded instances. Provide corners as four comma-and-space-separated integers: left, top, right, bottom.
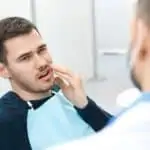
37, 44, 47, 49
17, 51, 32, 61
16, 44, 47, 61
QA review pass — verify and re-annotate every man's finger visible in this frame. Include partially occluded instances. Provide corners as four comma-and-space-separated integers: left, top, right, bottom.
55, 71, 74, 87
54, 76, 68, 89
51, 64, 73, 77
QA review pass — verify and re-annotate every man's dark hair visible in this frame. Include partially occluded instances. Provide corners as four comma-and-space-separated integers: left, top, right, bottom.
0, 16, 39, 64
136, 0, 150, 26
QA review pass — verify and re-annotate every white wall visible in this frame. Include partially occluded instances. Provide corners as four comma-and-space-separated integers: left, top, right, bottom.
35, 0, 94, 80
0, 0, 32, 96
0, 0, 31, 19
95, 0, 132, 52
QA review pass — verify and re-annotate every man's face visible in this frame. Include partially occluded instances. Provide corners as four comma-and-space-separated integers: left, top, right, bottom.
3, 29, 55, 93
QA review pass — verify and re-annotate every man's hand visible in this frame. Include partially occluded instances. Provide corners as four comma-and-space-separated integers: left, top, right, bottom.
51, 64, 88, 109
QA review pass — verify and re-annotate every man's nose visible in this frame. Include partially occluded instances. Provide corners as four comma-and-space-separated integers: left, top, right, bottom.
35, 55, 48, 69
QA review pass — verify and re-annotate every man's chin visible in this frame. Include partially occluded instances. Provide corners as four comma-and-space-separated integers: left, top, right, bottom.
38, 81, 54, 92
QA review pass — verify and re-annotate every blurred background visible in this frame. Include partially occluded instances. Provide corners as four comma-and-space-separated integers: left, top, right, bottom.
0, 0, 135, 115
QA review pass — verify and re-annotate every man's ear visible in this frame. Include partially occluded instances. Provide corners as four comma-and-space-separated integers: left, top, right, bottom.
0, 63, 10, 79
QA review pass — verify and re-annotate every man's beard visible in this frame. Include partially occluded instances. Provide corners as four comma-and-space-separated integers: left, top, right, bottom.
130, 68, 142, 91
128, 42, 142, 91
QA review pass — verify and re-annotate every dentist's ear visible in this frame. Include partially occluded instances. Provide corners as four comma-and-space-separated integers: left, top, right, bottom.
130, 19, 149, 65
137, 21, 150, 62
0, 63, 10, 79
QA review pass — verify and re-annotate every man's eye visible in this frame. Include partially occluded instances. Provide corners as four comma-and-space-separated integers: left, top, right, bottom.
21, 55, 31, 61
38, 48, 47, 53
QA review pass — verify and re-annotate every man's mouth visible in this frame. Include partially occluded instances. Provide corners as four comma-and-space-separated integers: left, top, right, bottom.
38, 68, 53, 80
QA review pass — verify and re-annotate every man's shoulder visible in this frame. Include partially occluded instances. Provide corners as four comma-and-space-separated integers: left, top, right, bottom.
0, 91, 26, 123
0, 94, 14, 123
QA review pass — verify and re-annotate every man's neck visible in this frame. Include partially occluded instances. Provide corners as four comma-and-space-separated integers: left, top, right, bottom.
11, 87, 52, 101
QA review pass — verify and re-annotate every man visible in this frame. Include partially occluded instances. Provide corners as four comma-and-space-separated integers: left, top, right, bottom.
0, 17, 112, 150
50, 0, 150, 149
